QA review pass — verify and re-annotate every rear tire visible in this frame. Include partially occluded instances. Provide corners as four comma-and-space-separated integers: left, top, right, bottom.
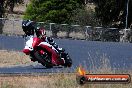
61, 53, 72, 67
65, 55, 72, 67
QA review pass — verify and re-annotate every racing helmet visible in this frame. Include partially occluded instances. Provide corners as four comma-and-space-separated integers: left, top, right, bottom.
22, 20, 35, 36
36, 27, 46, 38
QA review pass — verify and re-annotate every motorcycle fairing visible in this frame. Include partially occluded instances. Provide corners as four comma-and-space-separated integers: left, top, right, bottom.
39, 42, 58, 52
38, 42, 60, 65
23, 36, 42, 53
32, 37, 42, 49
22, 49, 30, 55
23, 36, 34, 55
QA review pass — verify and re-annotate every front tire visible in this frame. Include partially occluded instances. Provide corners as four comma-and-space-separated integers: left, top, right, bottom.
34, 50, 53, 68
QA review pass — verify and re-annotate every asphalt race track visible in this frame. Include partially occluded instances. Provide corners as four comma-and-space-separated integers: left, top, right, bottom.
0, 35, 132, 74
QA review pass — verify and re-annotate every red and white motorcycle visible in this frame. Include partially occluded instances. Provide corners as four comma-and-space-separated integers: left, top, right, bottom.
22, 35, 72, 68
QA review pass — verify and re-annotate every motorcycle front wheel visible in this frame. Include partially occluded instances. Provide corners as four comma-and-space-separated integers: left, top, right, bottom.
34, 50, 53, 68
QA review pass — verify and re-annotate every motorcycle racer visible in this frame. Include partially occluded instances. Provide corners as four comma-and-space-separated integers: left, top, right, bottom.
22, 20, 64, 65
36, 26, 63, 53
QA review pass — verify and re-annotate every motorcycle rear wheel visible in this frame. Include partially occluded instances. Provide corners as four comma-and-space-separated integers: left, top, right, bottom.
61, 53, 72, 67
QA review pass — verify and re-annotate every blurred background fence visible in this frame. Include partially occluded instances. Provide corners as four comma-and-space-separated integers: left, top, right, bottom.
0, 18, 132, 42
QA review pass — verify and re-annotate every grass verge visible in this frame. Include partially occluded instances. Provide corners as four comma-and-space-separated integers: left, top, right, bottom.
0, 50, 30, 67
